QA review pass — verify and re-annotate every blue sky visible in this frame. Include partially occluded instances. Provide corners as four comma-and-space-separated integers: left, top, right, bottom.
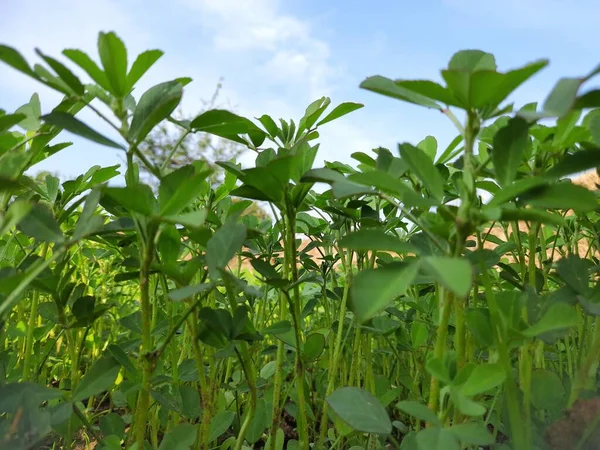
1, 0, 599, 183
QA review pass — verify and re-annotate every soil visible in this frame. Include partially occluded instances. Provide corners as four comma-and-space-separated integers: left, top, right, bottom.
544, 397, 600, 450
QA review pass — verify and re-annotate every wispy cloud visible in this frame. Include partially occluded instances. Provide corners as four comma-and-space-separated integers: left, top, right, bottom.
0, 0, 400, 179
178, 0, 340, 103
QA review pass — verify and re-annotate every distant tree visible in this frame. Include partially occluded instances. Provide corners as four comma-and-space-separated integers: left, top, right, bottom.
31, 170, 59, 184
233, 198, 271, 221
137, 80, 270, 220
137, 80, 243, 186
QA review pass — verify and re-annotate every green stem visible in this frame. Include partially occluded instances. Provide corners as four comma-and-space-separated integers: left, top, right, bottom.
133, 226, 157, 448
268, 295, 287, 450
22, 244, 49, 381
234, 345, 257, 450
569, 316, 600, 406
0, 244, 70, 318
160, 130, 191, 172
268, 214, 289, 450
317, 256, 352, 447
427, 287, 454, 416
286, 212, 309, 450
480, 266, 526, 450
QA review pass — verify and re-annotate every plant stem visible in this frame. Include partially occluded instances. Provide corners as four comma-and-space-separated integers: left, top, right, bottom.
317, 253, 352, 447
569, 316, 600, 406
268, 267, 288, 448
427, 287, 454, 416
286, 211, 309, 450
133, 225, 157, 448
22, 244, 49, 381
480, 266, 526, 450
234, 345, 257, 450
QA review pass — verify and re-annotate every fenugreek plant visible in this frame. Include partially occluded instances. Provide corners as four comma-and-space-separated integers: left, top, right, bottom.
2, 31, 600, 450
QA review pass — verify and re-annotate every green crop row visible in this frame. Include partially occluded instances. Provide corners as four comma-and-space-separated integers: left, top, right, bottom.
1, 31, 600, 450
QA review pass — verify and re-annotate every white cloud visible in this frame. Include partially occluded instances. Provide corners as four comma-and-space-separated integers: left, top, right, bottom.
0, 0, 389, 181
0, 0, 152, 100
178, 0, 339, 101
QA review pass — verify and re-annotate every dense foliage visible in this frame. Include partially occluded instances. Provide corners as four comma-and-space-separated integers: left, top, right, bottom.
2, 32, 600, 450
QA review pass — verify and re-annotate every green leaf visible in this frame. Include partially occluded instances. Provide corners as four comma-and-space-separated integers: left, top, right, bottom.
316, 102, 364, 127
492, 117, 530, 186
448, 50, 496, 72
302, 333, 325, 362
264, 428, 285, 450
415, 428, 460, 450
190, 109, 266, 145
326, 387, 392, 435
547, 148, 600, 178
103, 184, 157, 216
450, 389, 487, 417
246, 398, 268, 444
257, 114, 279, 137
398, 143, 445, 201
338, 229, 416, 254
522, 302, 578, 338
469, 60, 549, 112
543, 77, 581, 116
261, 321, 292, 336
62, 48, 111, 91
129, 80, 183, 143
497, 206, 566, 227
206, 220, 246, 277
394, 80, 460, 107
14, 93, 42, 132
448, 423, 494, 447
360, 75, 441, 109
99, 413, 126, 439
421, 257, 472, 297
72, 295, 96, 324
521, 182, 597, 212
417, 136, 438, 161
556, 255, 591, 295
425, 357, 451, 385
301, 167, 347, 184
158, 423, 197, 450
0, 112, 26, 132
107, 344, 139, 378
0, 45, 37, 78
98, 31, 128, 96
350, 262, 420, 323
209, 411, 236, 442
127, 49, 163, 91
0, 382, 63, 413
73, 355, 120, 402
465, 309, 494, 348
159, 174, 209, 217
332, 179, 374, 199
161, 210, 208, 229
459, 363, 505, 397
529, 370, 566, 413
411, 322, 428, 349
436, 135, 464, 165
348, 171, 437, 208
73, 188, 103, 239
18, 202, 64, 243
396, 401, 441, 426
35, 49, 84, 95
168, 283, 214, 302
488, 176, 550, 207
0, 199, 31, 236
41, 112, 125, 150
352, 151, 377, 167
